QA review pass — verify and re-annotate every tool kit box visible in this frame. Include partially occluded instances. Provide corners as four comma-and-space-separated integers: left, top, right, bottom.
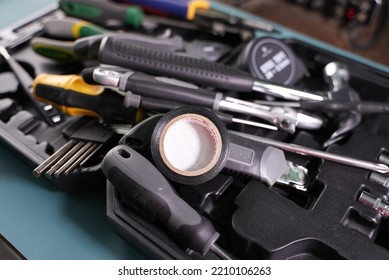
1, 0, 389, 260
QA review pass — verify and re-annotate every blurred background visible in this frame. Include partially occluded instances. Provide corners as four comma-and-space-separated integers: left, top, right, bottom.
0, 0, 387, 66
222, 0, 389, 66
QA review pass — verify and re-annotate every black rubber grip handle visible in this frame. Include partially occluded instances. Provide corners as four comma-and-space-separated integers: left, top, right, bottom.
124, 72, 218, 108
102, 145, 219, 254
34, 84, 135, 122
124, 93, 236, 127
138, 96, 183, 112
99, 36, 255, 92
139, 96, 236, 124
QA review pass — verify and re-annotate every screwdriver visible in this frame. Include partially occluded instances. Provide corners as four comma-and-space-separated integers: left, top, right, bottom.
31, 37, 80, 62
31, 33, 180, 62
118, 0, 211, 20
59, 0, 200, 31
229, 130, 389, 174
124, 92, 278, 130
82, 67, 299, 132
84, 67, 324, 131
59, 0, 269, 39
102, 144, 232, 259
98, 36, 324, 101
32, 31, 230, 62
42, 17, 108, 40
33, 73, 275, 130
115, 0, 276, 33
255, 100, 389, 114
32, 74, 140, 123
0, 46, 57, 126
59, 0, 144, 29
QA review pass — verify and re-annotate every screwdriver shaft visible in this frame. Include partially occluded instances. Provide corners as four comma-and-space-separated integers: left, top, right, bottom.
0, 46, 55, 126
125, 92, 279, 131
231, 118, 277, 130
229, 130, 389, 174
252, 80, 324, 101
210, 244, 232, 260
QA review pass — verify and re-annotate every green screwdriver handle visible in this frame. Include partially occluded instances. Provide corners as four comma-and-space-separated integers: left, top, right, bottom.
43, 17, 108, 40
59, 0, 144, 28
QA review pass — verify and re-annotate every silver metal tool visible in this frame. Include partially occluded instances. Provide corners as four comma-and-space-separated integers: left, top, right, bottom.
86, 67, 299, 133
51, 141, 95, 177
368, 172, 389, 189
358, 191, 389, 217
228, 130, 389, 174
254, 62, 362, 145
87, 67, 325, 133
368, 153, 389, 188
224, 96, 323, 130
33, 118, 113, 177
322, 62, 362, 147
34, 140, 104, 178
62, 143, 102, 175
45, 141, 87, 176
33, 139, 77, 177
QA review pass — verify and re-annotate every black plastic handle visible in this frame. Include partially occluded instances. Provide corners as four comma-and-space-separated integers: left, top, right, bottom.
98, 36, 254, 91
123, 72, 218, 108
101, 145, 219, 255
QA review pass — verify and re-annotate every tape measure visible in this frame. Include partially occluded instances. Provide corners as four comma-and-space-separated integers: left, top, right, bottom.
236, 37, 307, 86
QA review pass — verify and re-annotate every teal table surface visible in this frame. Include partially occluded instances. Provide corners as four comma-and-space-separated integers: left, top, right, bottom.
0, 0, 146, 260
0, 0, 57, 28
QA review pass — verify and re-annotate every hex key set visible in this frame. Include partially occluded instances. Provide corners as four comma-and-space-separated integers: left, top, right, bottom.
1, 0, 389, 260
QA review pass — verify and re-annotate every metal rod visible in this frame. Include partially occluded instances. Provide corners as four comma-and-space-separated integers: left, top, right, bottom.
252, 80, 324, 101
79, 143, 103, 167
64, 143, 101, 175
45, 141, 87, 176
231, 118, 277, 131
229, 130, 389, 174
219, 99, 296, 133
210, 244, 232, 260
53, 142, 94, 177
32, 140, 77, 177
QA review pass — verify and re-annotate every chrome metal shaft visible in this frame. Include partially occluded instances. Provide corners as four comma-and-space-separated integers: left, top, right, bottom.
229, 130, 389, 174
252, 80, 324, 101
